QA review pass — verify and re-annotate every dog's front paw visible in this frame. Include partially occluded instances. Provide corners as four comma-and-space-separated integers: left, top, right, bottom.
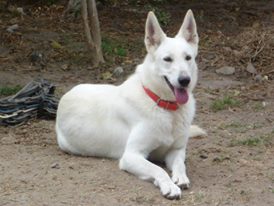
159, 181, 182, 200
172, 173, 190, 189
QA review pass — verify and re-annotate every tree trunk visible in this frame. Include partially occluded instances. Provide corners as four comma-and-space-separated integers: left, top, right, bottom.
82, 0, 104, 67
63, 0, 81, 17
67, 0, 104, 67
87, 0, 104, 64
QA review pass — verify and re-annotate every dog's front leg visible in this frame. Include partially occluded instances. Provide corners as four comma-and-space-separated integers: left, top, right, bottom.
119, 124, 181, 199
165, 147, 190, 189
120, 152, 181, 199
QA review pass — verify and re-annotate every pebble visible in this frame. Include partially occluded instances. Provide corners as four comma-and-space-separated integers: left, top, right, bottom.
30, 51, 43, 62
246, 62, 257, 74
6, 24, 19, 33
199, 154, 208, 159
16, 7, 25, 16
254, 74, 263, 82
51, 162, 60, 169
113, 66, 124, 77
216, 66, 235, 75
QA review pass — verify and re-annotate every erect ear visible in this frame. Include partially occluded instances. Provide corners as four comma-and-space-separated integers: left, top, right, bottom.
145, 11, 166, 53
176, 10, 199, 45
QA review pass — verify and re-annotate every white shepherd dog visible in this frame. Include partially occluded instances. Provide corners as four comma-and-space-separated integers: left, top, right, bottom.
56, 10, 206, 200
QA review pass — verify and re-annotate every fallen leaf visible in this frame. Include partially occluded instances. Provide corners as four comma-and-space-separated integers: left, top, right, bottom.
51, 40, 63, 49
101, 71, 112, 80
233, 90, 241, 96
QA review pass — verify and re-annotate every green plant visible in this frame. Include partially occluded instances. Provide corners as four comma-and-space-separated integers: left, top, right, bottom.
253, 102, 264, 111
213, 155, 230, 163
194, 191, 205, 202
223, 122, 243, 129
115, 47, 127, 57
211, 96, 240, 111
102, 38, 127, 57
237, 137, 262, 146
219, 122, 265, 134
230, 133, 273, 147
0, 85, 22, 96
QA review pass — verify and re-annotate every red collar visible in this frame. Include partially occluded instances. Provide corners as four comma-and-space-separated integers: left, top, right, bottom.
143, 86, 179, 111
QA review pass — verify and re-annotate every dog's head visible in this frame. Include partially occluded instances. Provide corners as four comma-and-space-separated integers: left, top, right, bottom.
145, 10, 199, 104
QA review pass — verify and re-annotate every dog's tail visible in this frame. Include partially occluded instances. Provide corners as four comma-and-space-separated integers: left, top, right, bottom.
189, 125, 207, 138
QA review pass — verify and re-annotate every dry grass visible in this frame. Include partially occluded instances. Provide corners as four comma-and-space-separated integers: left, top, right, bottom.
201, 25, 274, 79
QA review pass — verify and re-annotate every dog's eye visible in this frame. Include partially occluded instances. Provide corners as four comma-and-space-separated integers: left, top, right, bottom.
185, 55, 192, 61
163, 57, 173, 62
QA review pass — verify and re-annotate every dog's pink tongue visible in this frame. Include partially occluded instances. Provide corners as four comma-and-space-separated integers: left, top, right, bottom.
174, 88, 189, 104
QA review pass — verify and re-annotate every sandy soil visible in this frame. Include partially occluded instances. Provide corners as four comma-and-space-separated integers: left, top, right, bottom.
0, 1, 274, 205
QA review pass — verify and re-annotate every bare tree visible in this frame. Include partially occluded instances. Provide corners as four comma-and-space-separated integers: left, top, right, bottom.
63, 0, 81, 17
65, 0, 104, 67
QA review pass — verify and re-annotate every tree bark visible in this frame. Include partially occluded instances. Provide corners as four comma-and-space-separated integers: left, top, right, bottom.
81, 0, 94, 50
82, 0, 104, 67
63, 0, 81, 17
68, 0, 104, 67
87, 0, 104, 64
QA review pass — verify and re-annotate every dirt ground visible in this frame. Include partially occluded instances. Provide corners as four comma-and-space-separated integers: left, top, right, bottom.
0, 0, 274, 205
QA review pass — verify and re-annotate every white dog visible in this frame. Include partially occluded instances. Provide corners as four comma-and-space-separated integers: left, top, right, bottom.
56, 10, 205, 200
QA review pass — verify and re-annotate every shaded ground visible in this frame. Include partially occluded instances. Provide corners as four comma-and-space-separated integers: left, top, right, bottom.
0, 1, 274, 205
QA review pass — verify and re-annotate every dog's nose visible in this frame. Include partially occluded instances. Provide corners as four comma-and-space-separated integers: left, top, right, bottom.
178, 76, 190, 87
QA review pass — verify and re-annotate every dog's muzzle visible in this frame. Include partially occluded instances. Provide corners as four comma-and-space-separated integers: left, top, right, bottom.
178, 76, 190, 87
164, 76, 189, 104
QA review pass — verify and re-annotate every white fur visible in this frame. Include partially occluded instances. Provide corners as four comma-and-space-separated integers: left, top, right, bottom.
56, 10, 205, 200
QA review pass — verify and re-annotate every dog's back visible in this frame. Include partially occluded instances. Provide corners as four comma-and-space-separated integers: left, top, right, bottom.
56, 83, 131, 158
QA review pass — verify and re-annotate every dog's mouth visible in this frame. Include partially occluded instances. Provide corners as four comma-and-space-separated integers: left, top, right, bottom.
164, 76, 189, 104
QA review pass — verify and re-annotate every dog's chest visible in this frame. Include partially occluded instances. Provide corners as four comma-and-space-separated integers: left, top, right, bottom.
172, 110, 192, 136
148, 112, 191, 161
